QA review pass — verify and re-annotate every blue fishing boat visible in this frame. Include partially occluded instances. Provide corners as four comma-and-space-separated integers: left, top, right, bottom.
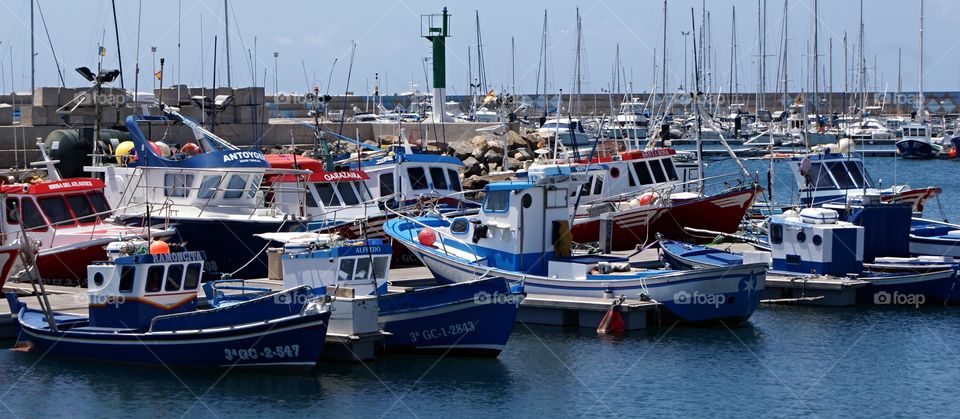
5, 241, 332, 370
84, 111, 308, 278
384, 168, 766, 325
907, 218, 960, 258
660, 207, 959, 305
208, 232, 523, 356
895, 122, 941, 159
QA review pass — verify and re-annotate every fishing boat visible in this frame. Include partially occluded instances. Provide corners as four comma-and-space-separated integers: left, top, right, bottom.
660, 207, 958, 305
83, 111, 307, 278
531, 147, 758, 250
208, 232, 523, 356
0, 241, 21, 290
384, 168, 766, 325
895, 122, 941, 159
1, 177, 173, 281
789, 151, 941, 212
5, 241, 332, 370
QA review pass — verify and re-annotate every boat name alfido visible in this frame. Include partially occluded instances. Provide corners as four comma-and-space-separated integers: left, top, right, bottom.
385, 166, 766, 325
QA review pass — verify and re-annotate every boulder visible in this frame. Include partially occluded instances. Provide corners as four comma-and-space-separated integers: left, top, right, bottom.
447, 140, 474, 160
482, 149, 503, 164
462, 156, 484, 178
461, 176, 489, 191
506, 130, 527, 150
506, 157, 522, 171
485, 139, 504, 153
513, 147, 533, 161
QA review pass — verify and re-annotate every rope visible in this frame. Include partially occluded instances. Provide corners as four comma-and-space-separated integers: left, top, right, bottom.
226, 217, 289, 277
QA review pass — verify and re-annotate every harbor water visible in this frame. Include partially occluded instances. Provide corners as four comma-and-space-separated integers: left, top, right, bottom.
0, 156, 958, 417
2, 305, 958, 417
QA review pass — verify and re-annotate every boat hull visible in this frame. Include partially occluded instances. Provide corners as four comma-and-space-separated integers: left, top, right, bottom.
896, 139, 938, 159
11, 307, 330, 370
378, 278, 522, 356
856, 269, 959, 305
386, 220, 765, 325
572, 186, 758, 250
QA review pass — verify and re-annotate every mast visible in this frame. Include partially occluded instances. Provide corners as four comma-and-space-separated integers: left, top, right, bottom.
30, 0, 34, 93
110, 0, 124, 88
781, 0, 788, 111
574, 8, 583, 116
542, 10, 548, 118
511, 36, 515, 96
828, 37, 833, 117
729, 5, 737, 107
812, 0, 819, 119
843, 32, 848, 116
896, 48, 902, 116
918, 0, 924, 122
761, 0, 766, 110
661, 0, 667, 101
691, 7, 704, 194
224, 0, 231, 88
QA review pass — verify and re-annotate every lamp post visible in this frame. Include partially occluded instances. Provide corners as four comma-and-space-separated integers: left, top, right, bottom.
151, 46, 157, 90
273, 52, 279, 97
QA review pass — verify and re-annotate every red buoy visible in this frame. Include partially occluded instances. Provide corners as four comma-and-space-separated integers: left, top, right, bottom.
949, 147, 957, 159
418, 229, 437, 246
637, 192, 656, 206
597, 298, 626, 334
149, 240, 170, 254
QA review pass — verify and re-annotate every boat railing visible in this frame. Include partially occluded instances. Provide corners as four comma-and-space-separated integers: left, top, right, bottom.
576, 170, 750, 209
383, 205, 486, 270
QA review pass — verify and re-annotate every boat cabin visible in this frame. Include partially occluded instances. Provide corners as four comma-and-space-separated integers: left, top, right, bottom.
340, 146, 468, 211
571, 148, 700, 203
768, 208, 864, 277
2, 178, 112, 236
276, 234, 392, 296
87, 247, 205, 331
270, 170, 378, 221
790, 153, 876, 206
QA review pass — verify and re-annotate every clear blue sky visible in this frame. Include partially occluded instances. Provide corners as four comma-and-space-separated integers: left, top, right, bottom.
1, 0, 957, 95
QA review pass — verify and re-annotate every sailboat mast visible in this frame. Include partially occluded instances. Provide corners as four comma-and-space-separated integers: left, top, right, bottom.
30, 0, 34, 93
225, 0, 231, 88
896, 48, 902, 116
782, 0, 788, 110
661, 0, 667, 101
918, 0, 924, 122
813, 0, 819, 118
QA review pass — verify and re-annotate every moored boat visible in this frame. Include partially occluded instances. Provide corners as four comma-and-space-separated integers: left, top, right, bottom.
5, 241, 332, 369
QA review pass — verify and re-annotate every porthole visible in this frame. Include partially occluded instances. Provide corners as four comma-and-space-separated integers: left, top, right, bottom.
796, 231, 807, 243
812, 235, 822, 246
93, 272, 104, 286
521, 194, 533, 208
610, 167, 620, 178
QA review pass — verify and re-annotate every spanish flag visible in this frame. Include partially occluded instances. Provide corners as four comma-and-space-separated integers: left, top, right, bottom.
98, 46, 106, 56
154, 70, 162, 80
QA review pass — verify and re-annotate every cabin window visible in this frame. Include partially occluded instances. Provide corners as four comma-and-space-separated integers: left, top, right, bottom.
5, 198, 17, 224
579, 179, 592, 197
826, 162, 855, 188
770, 224, 783, 245
197, 175, 223, 199
633, 162, 654, 185
165, 264, 184, 291
338, 258, 356, 281
223, 175, 248, 199
379, 173, 395, 198
407, 167, 429, 190
373, 256, 389, 279
451, 218, 469, 234
184, 263, 202, 289
119, 266, 136, 293
305, 185, 319, 208
164, 174, 194, 197
315, 183, 341, 206
844, 162, 872, 188
484, 190, 510, 212
87, 192, 111, 219
247, 175, 262, 198
354, 257, 371, 280
66, 194, 97, 224
662, 159, 679, 181
448, 169, 462, 192
20, 199, 46, 231
356, 183, 372, 202
804, 164, 835, 189
38, 196, 74, 227
336, 182, 360, 206
145, 265, 165, 293
592, 177, 604, 195
649, 161, 668, 183
430, 167, 448, 190
628, 169, 637, 187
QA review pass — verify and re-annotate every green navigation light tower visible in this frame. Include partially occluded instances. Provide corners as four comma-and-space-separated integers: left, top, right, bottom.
422, 7, 453, 122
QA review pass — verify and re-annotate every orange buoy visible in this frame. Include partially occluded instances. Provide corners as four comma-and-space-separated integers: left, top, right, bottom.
417, 229, 437, 246
149, 240, 170, 254
637, 192, 656, 206
949, 147, 957, 159
181, 143, 201, 156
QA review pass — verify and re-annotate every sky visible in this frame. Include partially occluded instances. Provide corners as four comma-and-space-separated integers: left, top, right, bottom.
0, 0, 958, 96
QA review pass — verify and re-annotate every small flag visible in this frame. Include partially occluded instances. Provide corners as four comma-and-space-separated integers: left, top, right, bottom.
98, 46, 106, 56
154, 70, 162, 80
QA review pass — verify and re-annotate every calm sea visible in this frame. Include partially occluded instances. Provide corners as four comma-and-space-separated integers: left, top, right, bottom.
1, 157, 958, 418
